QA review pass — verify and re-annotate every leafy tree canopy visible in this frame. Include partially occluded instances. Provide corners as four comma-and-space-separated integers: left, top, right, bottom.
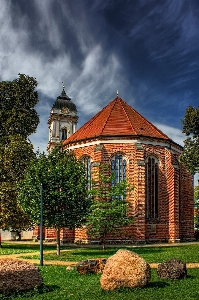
0, 74, 39, 145
195, 185, 199, 202
0, 74, 39, 235
179, 105, 199, 174
0, 135, 35, 230
17, 146, 90, 254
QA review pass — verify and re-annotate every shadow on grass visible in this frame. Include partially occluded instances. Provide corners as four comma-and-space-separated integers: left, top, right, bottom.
104, 280, 170, 295
0, 284, 60, 299
184, 274, 197, 280
146, 281, 170, 288
38, 283, 60, 294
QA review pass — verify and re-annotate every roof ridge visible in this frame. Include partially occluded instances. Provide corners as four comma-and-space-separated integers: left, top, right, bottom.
100, 98, 118, 134
118, 98, 136, 132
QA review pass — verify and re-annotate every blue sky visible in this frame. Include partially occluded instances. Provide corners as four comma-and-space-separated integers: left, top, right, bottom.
0, 0, 199, 183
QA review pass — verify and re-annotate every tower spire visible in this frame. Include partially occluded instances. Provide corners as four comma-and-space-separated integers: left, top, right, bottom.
61, 82, 66, 96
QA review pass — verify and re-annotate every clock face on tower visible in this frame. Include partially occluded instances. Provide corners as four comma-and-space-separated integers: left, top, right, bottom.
61, 107, 70, 114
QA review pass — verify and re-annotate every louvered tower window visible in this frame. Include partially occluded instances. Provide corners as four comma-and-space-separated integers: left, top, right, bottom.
146, 157, 159, 219
61, 128, 67, 140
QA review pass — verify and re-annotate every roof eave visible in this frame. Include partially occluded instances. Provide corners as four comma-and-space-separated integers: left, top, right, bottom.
64, 133, 182, 149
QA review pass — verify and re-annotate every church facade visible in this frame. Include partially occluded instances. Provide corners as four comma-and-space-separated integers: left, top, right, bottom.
34, 88, 194, 244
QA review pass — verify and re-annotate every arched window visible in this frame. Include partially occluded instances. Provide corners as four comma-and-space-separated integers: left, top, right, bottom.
81, 156, 91, 190
61, 128, 67, 140
111, 154, 126, 199
146, 156, 159, 219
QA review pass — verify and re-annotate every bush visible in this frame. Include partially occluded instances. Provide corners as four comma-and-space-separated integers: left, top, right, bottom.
0, 259, 42, 294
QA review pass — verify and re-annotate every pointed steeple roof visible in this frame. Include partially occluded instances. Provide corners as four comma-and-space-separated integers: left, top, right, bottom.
64, 97, 173, 145
52, 85, 77, 112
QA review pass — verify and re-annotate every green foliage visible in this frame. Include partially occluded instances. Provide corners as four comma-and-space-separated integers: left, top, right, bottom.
0, 74, 39, 145
86, 164, 134, 248
0, 182, 31, 231
17, 146, 90, 229
194, 185, 199, 201
0, 133, 37, 231
179, 105, 199, 174
0, 74, 39, 232
0, 135, 36, 182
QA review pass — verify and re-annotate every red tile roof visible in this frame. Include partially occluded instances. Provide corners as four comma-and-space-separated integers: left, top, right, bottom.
64, 97, 172, 145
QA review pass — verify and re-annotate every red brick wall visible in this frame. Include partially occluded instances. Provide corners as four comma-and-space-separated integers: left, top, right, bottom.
179, 165, 194, 241
35, 139, 194, 244
71, 140, 194, 244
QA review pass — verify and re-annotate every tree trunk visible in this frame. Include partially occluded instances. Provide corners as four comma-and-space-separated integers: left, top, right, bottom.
102, 233, 106, 250
56, 227, 61, 256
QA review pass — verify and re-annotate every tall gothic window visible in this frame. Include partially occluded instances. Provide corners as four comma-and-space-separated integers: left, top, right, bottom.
146, 156, 159, 219
111, 154, 126, 199
81, 156, 91, 190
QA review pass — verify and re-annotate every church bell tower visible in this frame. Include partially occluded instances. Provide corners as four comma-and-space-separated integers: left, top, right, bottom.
47, 85, 78, 151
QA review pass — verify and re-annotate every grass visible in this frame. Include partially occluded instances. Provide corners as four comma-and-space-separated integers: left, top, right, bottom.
1, 267, 199, 300
0, 243, 51, 255
1, 242, 199, 299
17, 243, 199, 264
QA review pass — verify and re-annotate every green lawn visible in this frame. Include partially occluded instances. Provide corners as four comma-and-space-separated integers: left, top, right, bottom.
1, 242, 199, 299
18, 244, 199, 264
0, 242, 54, 255
1, 267, 199, 300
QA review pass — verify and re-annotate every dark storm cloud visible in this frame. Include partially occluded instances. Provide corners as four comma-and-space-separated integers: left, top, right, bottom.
92, 0, 199, 129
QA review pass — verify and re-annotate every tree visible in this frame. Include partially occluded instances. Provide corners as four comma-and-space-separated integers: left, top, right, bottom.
17, 146, 90, 255
179, 105, 199, 174
86, 164, 134, 250
0, 135, 35, 232
0, 74, 39, 246
0, 74, 39, 145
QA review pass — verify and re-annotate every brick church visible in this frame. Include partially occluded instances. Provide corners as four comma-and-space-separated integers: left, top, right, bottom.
34, 87, 194, 244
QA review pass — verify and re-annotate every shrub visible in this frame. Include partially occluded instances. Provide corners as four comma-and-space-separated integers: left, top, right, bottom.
0, 259, 42, 294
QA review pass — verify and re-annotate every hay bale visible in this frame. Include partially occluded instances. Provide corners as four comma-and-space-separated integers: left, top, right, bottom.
0, 259, 43, 294
100, 249, 151, 290
157, 258, 187, 280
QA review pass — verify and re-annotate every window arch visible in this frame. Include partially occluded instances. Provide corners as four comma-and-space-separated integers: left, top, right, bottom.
111, 154, 127, 200
81, 156, 91, 190
61, 128, 67, 140
146, 156, 159, 219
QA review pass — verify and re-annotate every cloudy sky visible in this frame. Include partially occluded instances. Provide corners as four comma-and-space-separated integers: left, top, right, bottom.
1, 0, 199, 182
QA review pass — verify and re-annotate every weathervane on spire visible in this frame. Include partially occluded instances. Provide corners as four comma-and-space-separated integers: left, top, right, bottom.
116, 90, 119, 97
61, 82, 67, 97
